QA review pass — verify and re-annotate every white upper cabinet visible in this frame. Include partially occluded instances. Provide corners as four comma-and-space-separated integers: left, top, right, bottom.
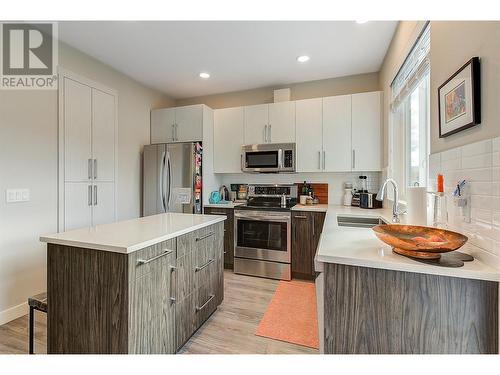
268, 101, 295, 143
214, 107, 245, 173
323, 95, 352, 172
175, 105, 203, 142
64, 78, 92, 182
244, 102, 295, 144
92, 89, 116, 181
295, 98, 323, 172
151, 108, 175, 144
244, 104, 269, 144
351, 91, 382, 171
151, 105, 203, 143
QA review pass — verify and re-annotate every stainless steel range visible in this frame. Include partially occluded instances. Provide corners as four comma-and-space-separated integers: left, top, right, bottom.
234, 184, 297, 280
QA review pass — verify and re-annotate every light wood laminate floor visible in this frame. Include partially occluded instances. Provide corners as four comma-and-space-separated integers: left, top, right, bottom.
0, 271, 317, 354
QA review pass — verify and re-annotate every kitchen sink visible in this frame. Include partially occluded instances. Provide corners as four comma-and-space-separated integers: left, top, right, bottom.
337, 215, 387, 228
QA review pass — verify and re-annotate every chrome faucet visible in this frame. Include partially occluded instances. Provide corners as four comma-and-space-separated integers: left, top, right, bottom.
376, 178, 406, 223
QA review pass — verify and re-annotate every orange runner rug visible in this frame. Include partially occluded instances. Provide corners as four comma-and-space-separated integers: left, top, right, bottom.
255, 279, 319, 349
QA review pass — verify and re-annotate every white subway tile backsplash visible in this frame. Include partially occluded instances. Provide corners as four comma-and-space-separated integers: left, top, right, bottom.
492, 151, 500, 167
429, 136, 500, 265
469, 181, 492, 196
461, 139, 492, 157
461, 153, 492, 169
441, 147, 461, 161
493, 137, 500, 152
441, 157, 461, 171
460, 168, 492, 182
492, 167, 500, 181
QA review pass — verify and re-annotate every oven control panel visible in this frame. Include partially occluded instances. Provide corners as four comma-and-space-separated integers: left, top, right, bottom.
247, 184, 297, 197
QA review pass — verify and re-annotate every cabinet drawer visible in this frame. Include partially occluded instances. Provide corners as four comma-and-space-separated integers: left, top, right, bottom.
195, 277, 218, 328
128, 239, 176, 280
177, 225, 217, 259
194, 253, 217, 290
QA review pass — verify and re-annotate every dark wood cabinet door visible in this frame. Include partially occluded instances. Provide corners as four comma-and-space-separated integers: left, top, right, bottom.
291, 212, 313, 279
204, 207, 234, 269
292, 211, 326, 280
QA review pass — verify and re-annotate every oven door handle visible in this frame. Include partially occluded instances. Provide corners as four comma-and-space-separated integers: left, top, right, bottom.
234, 213, 290, 222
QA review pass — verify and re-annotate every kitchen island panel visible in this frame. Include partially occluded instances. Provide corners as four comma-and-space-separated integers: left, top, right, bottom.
47, 244, 129, 354
323, 263, 499, 354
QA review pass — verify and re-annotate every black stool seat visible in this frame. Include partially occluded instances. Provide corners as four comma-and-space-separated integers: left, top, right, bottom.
28, 292, 47, 354
28, 293, 47, 313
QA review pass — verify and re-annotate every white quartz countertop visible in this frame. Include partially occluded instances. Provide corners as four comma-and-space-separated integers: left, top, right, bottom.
291, 204, 328, 212
40, 213, 226, 254
312, 205, 500, 282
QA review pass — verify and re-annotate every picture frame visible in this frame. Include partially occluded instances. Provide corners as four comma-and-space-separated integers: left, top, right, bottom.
438, 57, 481, 138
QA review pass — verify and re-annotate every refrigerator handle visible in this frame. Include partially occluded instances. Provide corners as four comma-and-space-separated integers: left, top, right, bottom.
166, 151, 172, 210
159, 150, 166, 212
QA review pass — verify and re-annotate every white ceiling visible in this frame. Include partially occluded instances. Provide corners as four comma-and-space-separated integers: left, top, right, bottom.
58, 21, 398, 99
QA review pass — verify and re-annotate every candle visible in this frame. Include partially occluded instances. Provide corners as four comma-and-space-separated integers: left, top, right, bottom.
437, 174, 444, 193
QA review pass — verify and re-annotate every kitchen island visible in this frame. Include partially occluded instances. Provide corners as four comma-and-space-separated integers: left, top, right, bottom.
311, 205, 500, 354
40, 213, 226, 354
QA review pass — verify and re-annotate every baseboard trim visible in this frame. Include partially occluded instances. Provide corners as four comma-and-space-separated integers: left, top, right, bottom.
0, 302, 28, 325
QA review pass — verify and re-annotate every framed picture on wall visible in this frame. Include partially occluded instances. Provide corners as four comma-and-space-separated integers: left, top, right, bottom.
438, 57, 481, 137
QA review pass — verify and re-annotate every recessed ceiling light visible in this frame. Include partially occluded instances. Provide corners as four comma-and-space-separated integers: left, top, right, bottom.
297, 55, 310, 63
356, 20, 368, 24
199, 72, 210, 79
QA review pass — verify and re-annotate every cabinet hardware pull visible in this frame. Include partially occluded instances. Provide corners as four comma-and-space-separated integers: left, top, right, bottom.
136, 249, 174, 265
172, 124, 175, 141
170, 265, 177, 272
195, 258, 215, 272
352, 149, 355, 169
88, 185, 92, 206
196, 232, 214, 242
264, 125, 268, 143
323, 151, 326, 170
196, 294, 215, 312
93, 159, 97, 179
208, 211, 226, 215
268, 124, 272, 142
294, 215, 307, 219
318, 151, 321, 170
170, 297, 176, 304
93, 185, 97, 205
88, 159, 92, 180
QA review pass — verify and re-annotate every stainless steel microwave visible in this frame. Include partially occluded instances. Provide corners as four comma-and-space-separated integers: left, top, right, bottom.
241, 143, 295, 173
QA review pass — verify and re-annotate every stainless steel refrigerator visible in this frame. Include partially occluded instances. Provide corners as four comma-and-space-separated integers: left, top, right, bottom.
142, 142, 202, 216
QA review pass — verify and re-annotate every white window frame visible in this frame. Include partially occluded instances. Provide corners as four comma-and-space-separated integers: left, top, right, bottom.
389, 22, 430, 202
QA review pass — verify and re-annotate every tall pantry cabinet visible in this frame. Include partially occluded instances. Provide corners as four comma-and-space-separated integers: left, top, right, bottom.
59, 70, 117, 231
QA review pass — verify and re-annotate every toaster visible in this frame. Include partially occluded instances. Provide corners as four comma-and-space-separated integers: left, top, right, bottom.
359, 192, 383, 209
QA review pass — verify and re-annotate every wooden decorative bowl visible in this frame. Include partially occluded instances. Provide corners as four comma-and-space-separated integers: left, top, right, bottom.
372, 224, 468, 260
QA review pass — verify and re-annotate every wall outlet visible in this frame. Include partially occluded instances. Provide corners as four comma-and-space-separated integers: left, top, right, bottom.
6, 189, 30, 203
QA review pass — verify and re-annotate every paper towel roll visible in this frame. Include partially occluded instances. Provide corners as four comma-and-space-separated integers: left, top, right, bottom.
406, 187, 427, 225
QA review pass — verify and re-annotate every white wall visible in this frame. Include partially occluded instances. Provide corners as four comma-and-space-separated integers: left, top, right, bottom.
430, 21, 500, 154
0, 41, 173, 323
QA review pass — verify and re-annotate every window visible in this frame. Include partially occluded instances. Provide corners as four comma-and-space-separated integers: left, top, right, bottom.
389, 23, 430, 200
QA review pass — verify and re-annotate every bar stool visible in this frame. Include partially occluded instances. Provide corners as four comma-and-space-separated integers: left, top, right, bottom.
28, 292, 47, 354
